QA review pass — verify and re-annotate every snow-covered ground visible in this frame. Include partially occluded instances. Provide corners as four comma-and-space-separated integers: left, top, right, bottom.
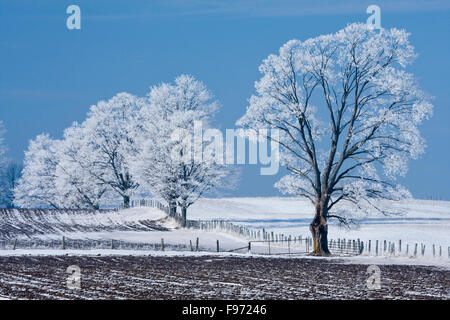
0, 207, 251, 251
190, 197, 450, 255
1, 197, 449, 266
0, 249, 448, 270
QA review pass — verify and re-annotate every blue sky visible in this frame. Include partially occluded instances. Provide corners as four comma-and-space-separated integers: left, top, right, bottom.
0, 0, 449, 199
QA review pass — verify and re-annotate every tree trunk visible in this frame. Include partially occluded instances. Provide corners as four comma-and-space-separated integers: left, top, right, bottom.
169, 201, 177, 216
123, 195, 130, 209
309, 203, 331, 256
181, 206, 187, 228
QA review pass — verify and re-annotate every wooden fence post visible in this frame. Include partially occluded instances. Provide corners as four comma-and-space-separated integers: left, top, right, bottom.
13, 239, 17, 250
216, 240, 220, 252
248, 242, 251, 253
190, 240, 193, 251
62, 236, 65, 250
414, 243, 418, 257
195, 237, 199, 252
376, 240, 379, 256
110, 239, 114, 250
161, 238, 165, 251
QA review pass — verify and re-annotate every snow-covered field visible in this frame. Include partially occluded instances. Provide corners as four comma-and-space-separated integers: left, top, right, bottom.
190, 197, 450, 255
0, 254, 448, 299
0, 207, 251, 251
1, 197, 449, 265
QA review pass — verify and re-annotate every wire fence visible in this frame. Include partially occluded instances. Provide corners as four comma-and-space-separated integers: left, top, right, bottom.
1, 236, 448, 259
118, 198, 449, 258
0, 237, 357, 256
232, 237, 363, 256
359, 239, 449, 258
123, 199, 300, 242
0, 238, 189, 252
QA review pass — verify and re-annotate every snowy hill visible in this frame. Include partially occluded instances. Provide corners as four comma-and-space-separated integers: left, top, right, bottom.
0, 207, 251, 252
0, 207, 171, 239
1, 197, 449, 259
189, 197, 450, 249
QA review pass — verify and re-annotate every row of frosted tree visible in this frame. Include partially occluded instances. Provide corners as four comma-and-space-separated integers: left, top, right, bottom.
12, 75, 230, 226
5, 24, 433, 254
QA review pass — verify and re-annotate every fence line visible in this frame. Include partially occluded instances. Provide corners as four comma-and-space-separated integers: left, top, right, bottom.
116, 198, 449, 258
0, 238, 189, 252
123, 198, 310, 244
1, 236, 448, 259
122, 198, 269, 239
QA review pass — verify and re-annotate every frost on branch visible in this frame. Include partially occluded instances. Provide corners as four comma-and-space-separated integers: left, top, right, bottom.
13, 134, 61, 208
129, 75, 230, 223
81, 92, 141, 207
13, 76, 229, 213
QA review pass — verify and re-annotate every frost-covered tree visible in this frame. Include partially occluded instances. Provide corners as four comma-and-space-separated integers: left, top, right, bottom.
14, 129, 108, 209
14, 93, 140, 210
131, 75, 229, 226
13, 134, 61, 208
237, 24, 433, 255
81, 93, 140, 208
55, 123, 109, 209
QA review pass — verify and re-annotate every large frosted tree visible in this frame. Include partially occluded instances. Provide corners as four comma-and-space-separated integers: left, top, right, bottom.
54, 123, 109, 209
237, 24, 433, 255
81, 93, 140, 208
130, 75, 229, 226
13, 134, 61, 208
